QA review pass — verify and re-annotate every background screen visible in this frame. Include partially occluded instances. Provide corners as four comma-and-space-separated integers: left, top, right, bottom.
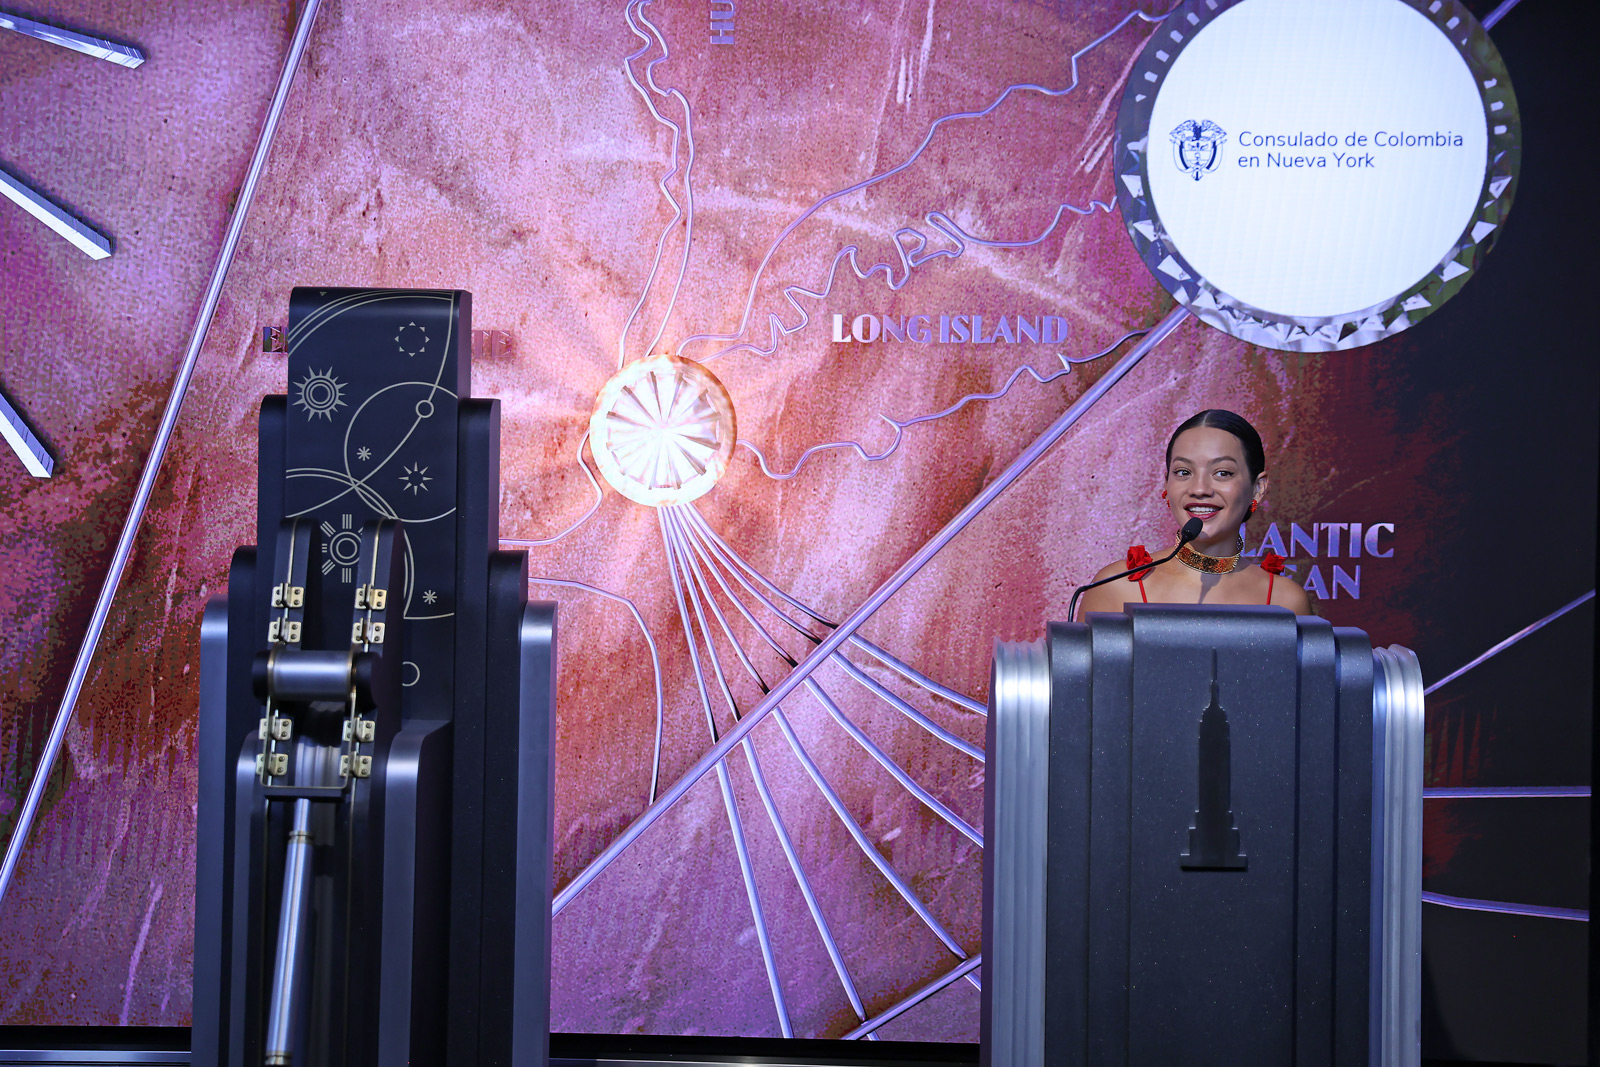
0, 0, 1591, 1060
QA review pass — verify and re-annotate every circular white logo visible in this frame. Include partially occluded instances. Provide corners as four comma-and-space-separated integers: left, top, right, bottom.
1116, 0, 1519, 350
589, 354, 737, 508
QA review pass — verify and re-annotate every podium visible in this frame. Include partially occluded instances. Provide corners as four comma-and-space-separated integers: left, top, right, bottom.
983, 604, 1423, 1066
193, 289, 556, 1067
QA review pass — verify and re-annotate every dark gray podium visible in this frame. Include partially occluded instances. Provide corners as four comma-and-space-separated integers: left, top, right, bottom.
194, 289, 556, 1067
983, 604, 1422, 1067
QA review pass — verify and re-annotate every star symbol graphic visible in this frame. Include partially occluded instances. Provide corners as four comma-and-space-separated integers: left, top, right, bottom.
422, 589, 438, 605
400, 462, 432, 494
356, 446, 372, 461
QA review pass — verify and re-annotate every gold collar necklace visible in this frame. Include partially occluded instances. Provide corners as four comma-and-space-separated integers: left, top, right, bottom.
1175, 535, 1244, 574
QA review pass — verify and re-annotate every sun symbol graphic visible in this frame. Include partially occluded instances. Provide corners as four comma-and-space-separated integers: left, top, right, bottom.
292, 368, 347, 422
399, 462, 432, 494
395, 321, 428, 357
422, 589, 438, 605
356, 446, 372, 461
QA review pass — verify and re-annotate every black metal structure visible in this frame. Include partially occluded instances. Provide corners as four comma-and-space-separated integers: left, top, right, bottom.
193, 288, 556, 1067
983, 603, 1424, 1067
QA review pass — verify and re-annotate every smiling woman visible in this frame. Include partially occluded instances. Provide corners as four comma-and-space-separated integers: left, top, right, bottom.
1076, 408, 1312, 619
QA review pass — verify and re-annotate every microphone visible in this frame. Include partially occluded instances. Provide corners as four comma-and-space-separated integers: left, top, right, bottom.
1067, 517, 1205, 622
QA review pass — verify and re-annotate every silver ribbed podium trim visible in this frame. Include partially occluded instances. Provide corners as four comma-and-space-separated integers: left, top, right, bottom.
987, 639, 1051, 1067
1373, 645, 1425, 1067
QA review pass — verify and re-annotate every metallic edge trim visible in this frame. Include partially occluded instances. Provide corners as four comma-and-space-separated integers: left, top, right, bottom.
1373, 645, 1425, 1067
984, 640, 1050, 1067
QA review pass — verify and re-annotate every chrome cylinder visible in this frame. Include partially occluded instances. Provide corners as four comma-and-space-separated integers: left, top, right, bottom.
268, 649, 354, 703
986, 638, 1051, 1067
1372, 644, 1425, 1067
264, 798, 315, 1066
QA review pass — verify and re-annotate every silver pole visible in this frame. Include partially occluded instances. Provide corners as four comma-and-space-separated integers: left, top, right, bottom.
0, 0, 324, 909
264, 799, 316, 1067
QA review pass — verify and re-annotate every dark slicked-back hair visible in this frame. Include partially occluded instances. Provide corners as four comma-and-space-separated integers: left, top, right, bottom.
1165, 409, 1267, 482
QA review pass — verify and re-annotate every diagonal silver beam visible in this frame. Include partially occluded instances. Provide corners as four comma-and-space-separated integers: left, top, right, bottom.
1425, 786, 1590, 799
0, 10, 144, 66
1424, 590, 1594, 695
659, 510, 793, 1037
662, 511, 869, 1028
673, 511, 982, 765
553, 304, 1191, 915
686, 507, 985, 715
0, 164, 112, 259
0, 388, 52, 476
841, 953, 984, 1039
670, 511, 972, 982
805, 677, 982, 847
1482, 0, 1521, 31
0, 0, 325, 911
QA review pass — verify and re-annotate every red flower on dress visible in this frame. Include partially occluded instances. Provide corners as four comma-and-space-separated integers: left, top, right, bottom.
1260, 552, 1287, 575
1125, 545, 1155, 581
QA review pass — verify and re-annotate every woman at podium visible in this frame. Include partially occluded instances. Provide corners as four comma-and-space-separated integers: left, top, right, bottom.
1076, 409, 1312, 618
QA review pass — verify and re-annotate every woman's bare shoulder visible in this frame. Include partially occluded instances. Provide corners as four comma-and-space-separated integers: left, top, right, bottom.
1092, 557, 1133, 582
1077, 554, 1144, 620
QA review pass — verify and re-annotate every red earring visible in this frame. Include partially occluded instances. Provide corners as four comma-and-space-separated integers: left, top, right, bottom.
1247, 499, 1259, 517
1161, 490, 1168, 500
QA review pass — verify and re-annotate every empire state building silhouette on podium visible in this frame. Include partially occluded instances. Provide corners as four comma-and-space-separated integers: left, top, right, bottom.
1181, 651, 1248, 870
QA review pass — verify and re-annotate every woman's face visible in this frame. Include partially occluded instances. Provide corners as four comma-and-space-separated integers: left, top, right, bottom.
1164, 427, 1265, 543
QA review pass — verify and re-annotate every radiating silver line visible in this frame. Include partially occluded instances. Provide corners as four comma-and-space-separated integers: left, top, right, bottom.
0, 164, 111, 259
1424, 590, 1594, 695
659, 510, 792, 1036
0, 0, 325, 911
527, 576, 663, 803
553, 305, 1190, 915
670, 518, 742, 728
660, 509, 720, 742
672, 510, 807, 667
832, 655, 984, 763
773, 701, 968, 959
665, 511, 867, 1028
737, 736, 871, 1031
0, 388, 52, 476
0, 10, 144, 66
684, 507, 984, 715
677, 515, 983, 764
805, 678, 982, 847
670, 512, 970, 982
665, 511, 782, 688
841, 953, 983, 1039
713, 759, 792, 1035
1422, 891, 1586, 922
675, 509, 983, 985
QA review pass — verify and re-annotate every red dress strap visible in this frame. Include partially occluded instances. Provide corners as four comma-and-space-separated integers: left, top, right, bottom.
1125, 545, 1154, 603
1260, 552, 1287, 606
